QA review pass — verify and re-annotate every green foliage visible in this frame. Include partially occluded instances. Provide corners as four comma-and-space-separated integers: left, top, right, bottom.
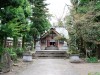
0, 47, 3, 55
29, 0, 51, 49
9, 0, 25, 6
31, 0, 51, 35
0, 1, 29, 22
66, 0, 100, 58
86, 57, 98, 63
94, 1, 100, 11
0, 63, 3, 70
15, 48, 24, 57
69, 49, 79, 54
6, 19, 21, 37
54, 35, 67, 42
88, 72, 100, 75
67, 31, 78, 54
4, 48, 24, 61
78, 0, 90, 6
23, 0, 32, 17
77, 6, 89, 13
30, 27, 39, 37
0, 0, 27, 8
6, 48, 17, 61
0, 0, 32, 49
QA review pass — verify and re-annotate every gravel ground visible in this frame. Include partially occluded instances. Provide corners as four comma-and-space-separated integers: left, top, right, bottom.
1, 59, 100, 75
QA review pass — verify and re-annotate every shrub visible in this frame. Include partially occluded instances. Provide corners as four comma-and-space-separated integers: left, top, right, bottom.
88, 72, 100, 75
15, 48, 24, 57
86, 57, 98, 63
0, 47, 3, 63
6, 48, 17, 61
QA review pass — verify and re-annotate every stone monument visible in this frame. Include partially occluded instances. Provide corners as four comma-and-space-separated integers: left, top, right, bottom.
35, 41, 41, 51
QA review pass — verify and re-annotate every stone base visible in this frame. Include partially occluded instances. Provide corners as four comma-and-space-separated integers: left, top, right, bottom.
23, 52, 32, 62
35, 46, 41, 51
69, 55, 81, 63
23, 55, 32, 62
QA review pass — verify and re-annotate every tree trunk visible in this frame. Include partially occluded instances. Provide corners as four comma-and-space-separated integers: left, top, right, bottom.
96, 44, 100, 59
33, 39, 36, 49
0, 36, 4, 48
79, 37, 90, 58
4, 37, 7, 48
13, 37, 18, 48
22, 36, 25, 49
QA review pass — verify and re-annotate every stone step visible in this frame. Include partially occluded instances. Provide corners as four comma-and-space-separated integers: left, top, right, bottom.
35, 54, 67, 56
34, 50, 68, 59
35, 50, 66, 53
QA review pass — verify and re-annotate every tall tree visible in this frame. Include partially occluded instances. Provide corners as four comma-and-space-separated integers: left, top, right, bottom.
30, 0, 51, 48
0, 0, 31, 48
66, 0, 100, 58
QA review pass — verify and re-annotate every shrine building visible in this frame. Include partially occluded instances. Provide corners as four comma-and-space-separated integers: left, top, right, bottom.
40, 28, 68, 50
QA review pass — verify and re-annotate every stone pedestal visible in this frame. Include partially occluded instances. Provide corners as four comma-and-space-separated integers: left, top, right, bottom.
23, 51, 32, 62
59, 42, 68, 50
69, 55, 81, 63
35, 41, 41, 51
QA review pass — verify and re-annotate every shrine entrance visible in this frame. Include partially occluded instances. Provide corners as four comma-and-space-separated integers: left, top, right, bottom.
50, 42, 55, 46
45, 39, 59, 50
47, 39, 58, 47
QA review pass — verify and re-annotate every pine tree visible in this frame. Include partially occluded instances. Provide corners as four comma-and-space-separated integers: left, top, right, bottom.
30, 0, 51, 48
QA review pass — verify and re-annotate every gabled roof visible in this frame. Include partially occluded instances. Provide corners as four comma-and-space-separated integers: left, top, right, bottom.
41, 28, 61, 39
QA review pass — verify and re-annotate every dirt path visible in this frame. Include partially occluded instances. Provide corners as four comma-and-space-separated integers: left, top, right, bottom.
1, 59, 100, 75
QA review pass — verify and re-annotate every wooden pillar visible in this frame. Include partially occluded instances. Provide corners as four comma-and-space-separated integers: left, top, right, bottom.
55, 41, 57, 47
57, 40, 59, 48
47, 40, 50, 47
46, 40, 47, 47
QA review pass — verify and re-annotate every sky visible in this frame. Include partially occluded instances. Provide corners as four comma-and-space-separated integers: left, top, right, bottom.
46, 0, 71, 24
45, 0, 71, 38
56, 27, 69, 39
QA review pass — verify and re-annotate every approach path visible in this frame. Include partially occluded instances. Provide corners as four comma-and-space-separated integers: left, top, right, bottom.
2, 59, 100, 75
